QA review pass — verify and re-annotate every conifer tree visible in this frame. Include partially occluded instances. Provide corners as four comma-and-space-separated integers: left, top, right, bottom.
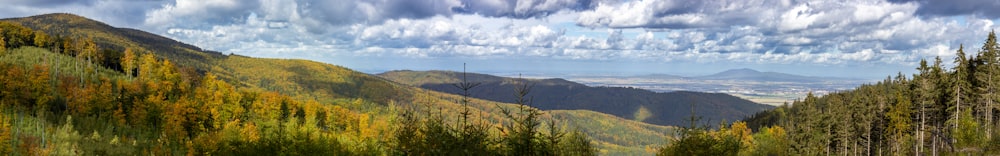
952, 45, 972, 130
975, 31, 999, 139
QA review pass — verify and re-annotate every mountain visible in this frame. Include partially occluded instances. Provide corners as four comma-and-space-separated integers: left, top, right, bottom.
697, 68, 821, 82
0, 13, 673, 155
379, 70, 775, 127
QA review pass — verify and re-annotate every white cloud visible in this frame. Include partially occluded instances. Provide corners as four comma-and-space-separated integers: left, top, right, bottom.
778, 4, 821, 33
7, 0, 1000, 77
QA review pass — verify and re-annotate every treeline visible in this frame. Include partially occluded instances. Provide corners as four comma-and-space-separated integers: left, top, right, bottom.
735, 32, 1000, 155
0, 21, 594, 155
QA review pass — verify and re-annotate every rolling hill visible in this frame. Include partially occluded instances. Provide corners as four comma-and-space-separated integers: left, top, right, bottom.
378, 70, 775, 127
0, 13, 674, 155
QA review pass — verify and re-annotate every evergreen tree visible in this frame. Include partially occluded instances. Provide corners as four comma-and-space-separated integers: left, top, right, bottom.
975, 31, 1000, 139
888, 92, 913, 155
952, 45, 972, 131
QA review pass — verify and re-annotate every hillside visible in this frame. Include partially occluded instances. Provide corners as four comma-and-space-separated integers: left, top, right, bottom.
0, 13, 224, 70
0, 13, 674, 155
379, 70, 774, 127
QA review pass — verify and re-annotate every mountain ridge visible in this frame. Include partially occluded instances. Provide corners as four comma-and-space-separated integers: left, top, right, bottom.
696, 68, 820, 82
379, 70, 775, 127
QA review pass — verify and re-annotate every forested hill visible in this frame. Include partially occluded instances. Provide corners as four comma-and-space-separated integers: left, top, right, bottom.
740, 32, 1000, 155
0, 13, 679, 155
1, 13, 224, 70
379, 70, 775, 127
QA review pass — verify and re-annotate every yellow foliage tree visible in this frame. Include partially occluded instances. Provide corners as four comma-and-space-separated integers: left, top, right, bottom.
138, 53, 156, 81
33, 31, 49, 48
122, 48, 136, 77
0, 110, 10, 154
0, 35, 6, 54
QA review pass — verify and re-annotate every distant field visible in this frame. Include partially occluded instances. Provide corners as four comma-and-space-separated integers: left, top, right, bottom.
728, 93, 801, 106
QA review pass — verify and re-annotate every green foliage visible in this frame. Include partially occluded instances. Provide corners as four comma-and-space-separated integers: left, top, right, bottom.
751, 126, 789, 156
658, 125, 742, 156
954, 108, 983, 153
51, 116, 83, 156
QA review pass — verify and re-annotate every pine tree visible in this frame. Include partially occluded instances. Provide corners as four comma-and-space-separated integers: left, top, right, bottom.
952, 45, 972, 130
888, 92, 912, 155
975, 31, 999, 140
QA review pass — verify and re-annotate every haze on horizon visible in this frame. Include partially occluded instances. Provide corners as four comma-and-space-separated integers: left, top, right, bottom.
3, 0, 1000, 79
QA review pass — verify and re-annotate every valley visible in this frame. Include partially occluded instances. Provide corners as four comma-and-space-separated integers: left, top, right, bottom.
536, 69, 874, 106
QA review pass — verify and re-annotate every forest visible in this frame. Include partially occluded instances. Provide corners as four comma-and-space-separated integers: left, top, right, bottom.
0, 20, 597, 155
732, 32, 1000, 155
3, 12, 1000, 155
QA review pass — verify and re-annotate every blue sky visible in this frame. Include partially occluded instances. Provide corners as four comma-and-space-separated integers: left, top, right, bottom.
3, 0, 1000, 78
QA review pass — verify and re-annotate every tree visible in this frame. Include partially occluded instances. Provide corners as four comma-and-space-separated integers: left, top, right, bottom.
33, 31, 49, 48
559, 129, 596, 156
122, 48, 137, 77
975, 31, 1000, 139
138, 53, 157, 81
500, 78, 548, 156
752, 126, 789, 156
887, 92, 912, 155
952, 45, 972, 130
51, 116, 83, 155
0, 35, 6, 54
0, 109, 11, 154
954, 108, 983, 153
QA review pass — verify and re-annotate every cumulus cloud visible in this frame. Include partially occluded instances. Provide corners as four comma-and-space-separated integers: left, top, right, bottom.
455, 0, 608, 18
889, 0, 1000, 19
145, 0, 261, 30
577, 0, 786, 29
143, 0, 603, 33
6, 0, 1000, 76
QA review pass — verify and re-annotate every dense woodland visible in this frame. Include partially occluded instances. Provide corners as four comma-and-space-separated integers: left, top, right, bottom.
0, 19, 597, 155
730, 32, 1000, 155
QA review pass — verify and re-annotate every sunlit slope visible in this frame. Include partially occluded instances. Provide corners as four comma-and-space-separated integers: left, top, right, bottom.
2, 13, 224, 70
4, 13, 675, 155
217, 56, 674, 155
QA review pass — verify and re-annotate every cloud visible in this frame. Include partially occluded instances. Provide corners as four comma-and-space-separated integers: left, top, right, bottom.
5, 0, 97, 7
576, 0, 787, 29
0, 0, 163, 28
454, 0, 605, 18
889, 0, 1000, 19
145, 0, 261, 29
7, 0, 1000, 77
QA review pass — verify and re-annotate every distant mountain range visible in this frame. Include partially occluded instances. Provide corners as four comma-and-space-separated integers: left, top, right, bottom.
379, 70, 775, 127
696, 68, 827, 82
625, 68, 849, 83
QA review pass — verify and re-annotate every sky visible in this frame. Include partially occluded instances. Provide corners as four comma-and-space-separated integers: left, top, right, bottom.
3, 0, 1000, 79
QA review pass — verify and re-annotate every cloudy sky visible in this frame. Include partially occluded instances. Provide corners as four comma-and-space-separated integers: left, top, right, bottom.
3, 0, 1000, 78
